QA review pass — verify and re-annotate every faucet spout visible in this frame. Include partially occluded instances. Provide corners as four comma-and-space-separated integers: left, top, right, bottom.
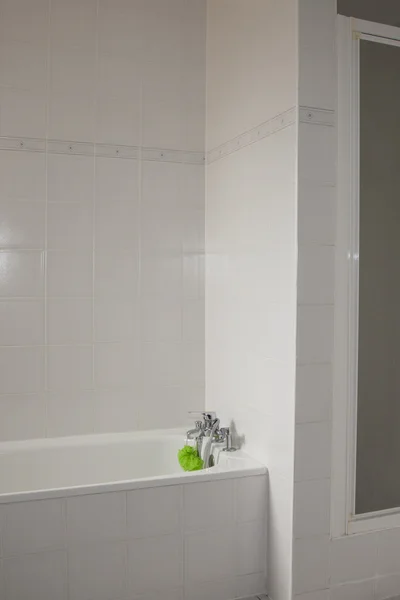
201, 418, 220, 469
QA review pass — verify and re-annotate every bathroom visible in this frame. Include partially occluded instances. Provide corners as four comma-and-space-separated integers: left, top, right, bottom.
1, 0, 400, 599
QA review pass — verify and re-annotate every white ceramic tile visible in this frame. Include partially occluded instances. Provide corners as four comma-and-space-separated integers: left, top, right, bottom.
0, 299, 44, 345
182, 208, 204, 255
141, 160, 180, 209
140, 207, 183, 257
47, 154, 94, 204
185, 528, 235, 584
128, 534, 182, 595
49, 91, 95, 142
295, 592, 330, 600
94, 342, 136, 388
298, 245, 335, 305
95, 155, 138, 204
293, 535, 330, 595
185, 578, 236, 600
141, 254, 182, 298
296, 364, 332, 424
132, 590, 184, 600
0, 200, 45, 249
378, 528, 400, 575
97, 0, 142, 57
0, 346, 44, 393
142, 69, 187, 151
50, 48, 95, 95
47, 202, 93, 251
66, 492, 126, 545
50, 0, 97, 49
95, 95, 141, 146
0, 40, 47, 90
3, 499, 65, 556
47, 251, 93, 297
94, 297, 138, 342
267, 524, 293, 600
140, 342, 182, 387
236, 520, 266, 576
47, 345, 93, 391
299, 123, 336, 185
47, 298, 93, 345
183, 299, 204, 342
93, 388, 138, 433
183, 254, 204, 299
268, 471, 293, 537
376, 573, 400, 600
298, 184, 336, 246
94, 248, 138, 298
47, 390, 95, 437
0, 394, 46, 441
295, 421, 332, 481
0, 251, 44, 297
182, 342, 205, 386
95, 158, 139, 249
141, 161, 183, 256
236, 475, 267, 524
0, 150, 46, 202
140, 295, 182, 342
330, 533, 378, 585
300, 45, 336, 111
331, 580, 375, 600
96, 52, 141, 99
184, 479, 234, 533
236, 572, 266, 598
4, 550, 67, 600
68, 542, 127, 600
137, 385, 188, 430
0, 88, 47, 138
0, 0, 49, 44
182, 164, 205, 209
294, 479, 331, 538
95, 191, 139, 254
127, 485, 181, 539
297, 305, 334, 364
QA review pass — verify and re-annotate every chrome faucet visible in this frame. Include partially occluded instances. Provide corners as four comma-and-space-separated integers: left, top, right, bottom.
186, 412, 235, 468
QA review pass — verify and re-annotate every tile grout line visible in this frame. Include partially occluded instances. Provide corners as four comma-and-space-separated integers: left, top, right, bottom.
43, 0, 52, 436
91, 0, 100, 434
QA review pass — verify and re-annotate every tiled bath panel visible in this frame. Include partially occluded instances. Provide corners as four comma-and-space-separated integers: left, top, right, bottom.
0, 475, 267, 600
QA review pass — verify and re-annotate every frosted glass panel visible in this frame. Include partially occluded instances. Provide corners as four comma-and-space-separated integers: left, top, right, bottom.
356, 40, 400, 514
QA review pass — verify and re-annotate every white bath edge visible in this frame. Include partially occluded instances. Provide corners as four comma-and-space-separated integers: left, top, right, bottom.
0, 428, 267, 504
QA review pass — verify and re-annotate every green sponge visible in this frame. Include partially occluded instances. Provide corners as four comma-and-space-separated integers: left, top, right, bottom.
178, 446, 204, 471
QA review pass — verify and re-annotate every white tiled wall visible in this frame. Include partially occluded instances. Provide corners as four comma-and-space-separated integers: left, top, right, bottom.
205, 2, 298, 599
294, 2, 400, 600
0, 474, 267, 600
0, 0, 206, 441
293, 1, 337, 598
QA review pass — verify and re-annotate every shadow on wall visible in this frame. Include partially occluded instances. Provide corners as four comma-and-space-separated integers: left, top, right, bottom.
230, 419, 246, 449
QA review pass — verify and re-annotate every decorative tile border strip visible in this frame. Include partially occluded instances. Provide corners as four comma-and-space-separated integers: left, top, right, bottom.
207, 107, 296, 164
299, 106, 335, 127
48, 140, 94, 156
142, 147, 204, 165
0, 137, 205, 165
0, 136, 45, 152
96, 143, 139, 160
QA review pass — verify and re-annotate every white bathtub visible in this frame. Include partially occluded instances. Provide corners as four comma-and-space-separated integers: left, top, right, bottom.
0, 429, 268, 600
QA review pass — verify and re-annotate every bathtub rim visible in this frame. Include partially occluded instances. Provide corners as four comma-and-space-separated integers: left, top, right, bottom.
0, 428, 267, 504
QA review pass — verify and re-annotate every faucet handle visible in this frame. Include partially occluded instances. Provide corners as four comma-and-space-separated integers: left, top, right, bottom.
188, 411, 217, 422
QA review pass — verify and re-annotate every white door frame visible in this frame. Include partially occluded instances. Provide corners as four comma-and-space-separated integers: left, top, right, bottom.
333, 16, 400, 537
